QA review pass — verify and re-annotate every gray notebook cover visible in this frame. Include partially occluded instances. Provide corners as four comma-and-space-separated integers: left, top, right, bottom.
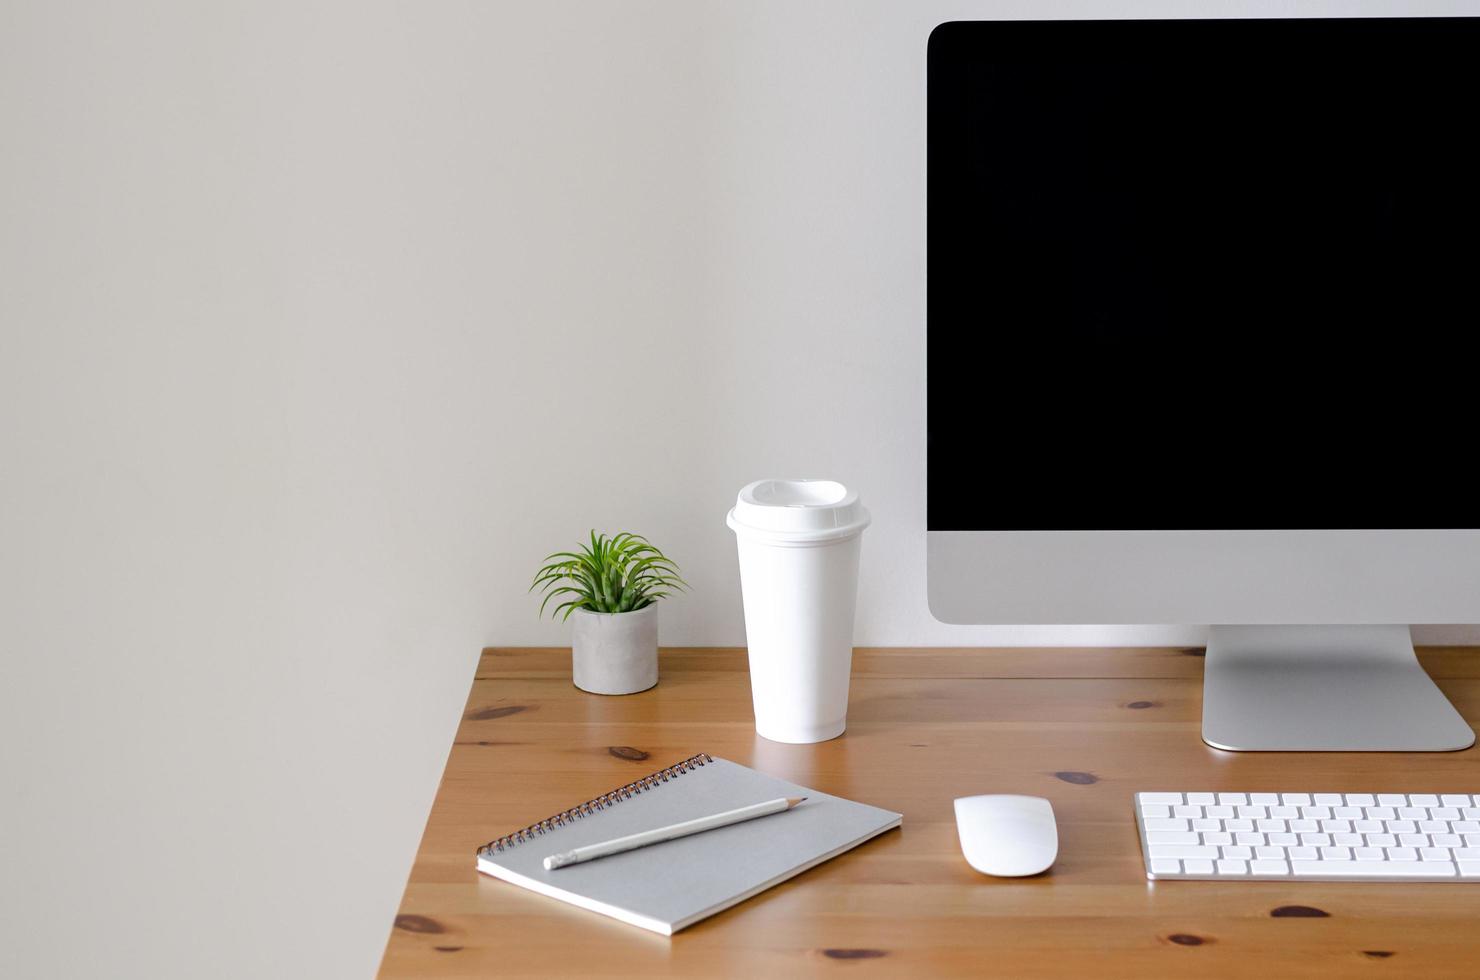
474, 755, 901, 935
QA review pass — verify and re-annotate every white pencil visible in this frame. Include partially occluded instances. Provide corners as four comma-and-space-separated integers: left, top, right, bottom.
543, 796, 806, 870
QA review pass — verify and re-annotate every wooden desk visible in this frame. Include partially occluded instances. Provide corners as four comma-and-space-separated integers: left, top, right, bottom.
381, 647, 1480, 978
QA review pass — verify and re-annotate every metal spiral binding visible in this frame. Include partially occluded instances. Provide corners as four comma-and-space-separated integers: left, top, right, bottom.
476, 752, 715, 856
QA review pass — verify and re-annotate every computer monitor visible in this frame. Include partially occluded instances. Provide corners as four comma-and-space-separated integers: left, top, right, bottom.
926, 17, 1480, 752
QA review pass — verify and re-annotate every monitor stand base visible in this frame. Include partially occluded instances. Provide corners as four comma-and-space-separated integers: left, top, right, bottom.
1202, 625, 1475, 752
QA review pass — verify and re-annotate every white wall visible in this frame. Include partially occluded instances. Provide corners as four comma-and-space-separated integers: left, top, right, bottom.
4, 2, 1476, 978
479, 0, 1480, 650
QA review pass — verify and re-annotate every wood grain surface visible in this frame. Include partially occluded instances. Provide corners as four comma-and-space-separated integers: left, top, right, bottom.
380, 647, 1480, 978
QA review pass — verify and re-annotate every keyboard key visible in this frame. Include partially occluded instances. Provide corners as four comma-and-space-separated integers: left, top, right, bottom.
1321, 820, 1353, 834
1145, 818, 1190, 832
1174, 805, 1202, 818
1287, 846, 1318, 861
1366, 806, 1396, 820
1400, 834, 1430, 848
1441, 795, 1472, 808
1204, 832, 1232, 846
1140, 804, 1171, 818
1433, 807, 1461, 821
1367, 834, 1396, 848
1288, 819, 1320, 833
1302, 806, 1332, 821
1459, 861, 1480, 877
1218, 859, 1248, 875
1206, 805, 1235, 819
1321, 847, 1352, 861
1257, 819, 1287, 834
1250, 793, 1280, 806
1269, 805, 1299, 819
1432, 834, 1462, 848
1281, 793, 1311, 807
1236, 806, 1267, 820
1400, 807, 1429, 820
1314, 793, 1343, 806
1465, 808, 1480, 821
1334, 833, 1363, 848
1346, 794, 1375, 807
1223, 845, 1253, 860
1183, 858, 1215, 874
1354, 819, 1385, 834
1237, 833, 1265, 846
1451, 847, 1480, 861
1250, 859, 1289, 875
1421, 848, 1452, 862
1452, 820, 1480, 834
1187, 792, 1216, 806
1142, 793, 1184, 805
1387, 847, 1418, 861
1388, 820, 1417, 835
1334, 806, 1364, 820
1412, 794, 1440, 807
1378, 794, 1407, 807
1420, 820, 1450, 834
1354, 847, 1386, 861
1150, 858, 1181, 874
1225, 819, 1254, 833
1268, 832, 1298, 846
1293, 861, 1455, 878
1466, 834, 1480, 847
1192, 818, 1221, 832
1300, 833, 1331, 847
1256, 846, 1286, 860
1219, 793, 1247, 806
1148, 831, 1200, 845
1150, 844, 1221, 860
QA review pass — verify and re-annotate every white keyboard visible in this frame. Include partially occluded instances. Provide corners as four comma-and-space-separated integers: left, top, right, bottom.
1136, 792, 1480, 881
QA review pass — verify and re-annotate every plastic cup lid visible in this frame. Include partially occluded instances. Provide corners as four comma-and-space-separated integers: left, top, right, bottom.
727, 479, 870, 539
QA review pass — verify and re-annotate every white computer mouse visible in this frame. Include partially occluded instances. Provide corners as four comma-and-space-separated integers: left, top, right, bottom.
954, 794, 1058, 877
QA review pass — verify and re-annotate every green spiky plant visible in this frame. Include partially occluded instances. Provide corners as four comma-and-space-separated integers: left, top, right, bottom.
532, 531, 687, 621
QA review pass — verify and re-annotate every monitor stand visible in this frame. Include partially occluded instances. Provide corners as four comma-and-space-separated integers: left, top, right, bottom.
1202, 625, 1475, 752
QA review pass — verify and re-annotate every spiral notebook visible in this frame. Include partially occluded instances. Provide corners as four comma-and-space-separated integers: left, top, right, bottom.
474, 753, 902, 935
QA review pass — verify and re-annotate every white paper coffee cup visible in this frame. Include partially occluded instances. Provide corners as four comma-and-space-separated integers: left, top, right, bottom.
726, 479, 870, 743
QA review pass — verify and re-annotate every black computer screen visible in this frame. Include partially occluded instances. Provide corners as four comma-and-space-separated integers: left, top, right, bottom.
927, 19, 1478, 531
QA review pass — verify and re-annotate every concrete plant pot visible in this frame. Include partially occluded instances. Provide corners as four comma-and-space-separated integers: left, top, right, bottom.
570, 605, 659, 695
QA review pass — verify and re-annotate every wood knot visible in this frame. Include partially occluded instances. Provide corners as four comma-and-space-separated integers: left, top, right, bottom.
1166, 934, 1209, 946
1126, 700, 1159, 709
821, 949, 887, 959
1054, 771, 1098, 785
393, 914, 445, 934
433, 946, 463, 953
1271, 905, 1330, 918
608, 746, 649, 761
465, 704, 528, 721
1361, 951, 1396, 959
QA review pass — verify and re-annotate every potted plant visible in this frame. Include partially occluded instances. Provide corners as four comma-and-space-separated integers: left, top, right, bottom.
532, 531, 687, 695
